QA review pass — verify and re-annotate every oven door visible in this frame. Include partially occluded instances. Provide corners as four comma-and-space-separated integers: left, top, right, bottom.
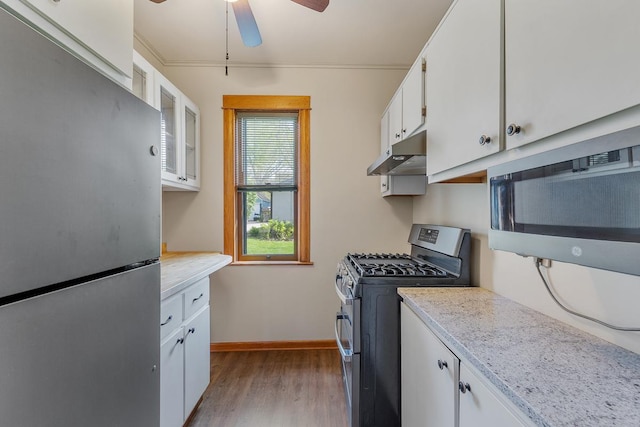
336, 307, 359, 427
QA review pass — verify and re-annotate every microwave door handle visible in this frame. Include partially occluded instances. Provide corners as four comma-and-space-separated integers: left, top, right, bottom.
335, 313, 353, 362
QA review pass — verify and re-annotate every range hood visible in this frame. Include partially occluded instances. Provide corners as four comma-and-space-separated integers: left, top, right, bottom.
367, 131, 426, 176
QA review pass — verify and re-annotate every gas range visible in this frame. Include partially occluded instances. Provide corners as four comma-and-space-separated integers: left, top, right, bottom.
337, 225, 471, 301
334, 224, 471, 427
346, 253, 450, 278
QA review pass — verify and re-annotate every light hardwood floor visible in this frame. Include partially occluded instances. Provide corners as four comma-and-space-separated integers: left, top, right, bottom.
189, 349, 349, 427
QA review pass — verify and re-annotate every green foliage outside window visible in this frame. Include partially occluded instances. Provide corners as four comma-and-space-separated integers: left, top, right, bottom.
248, 219, 294, 241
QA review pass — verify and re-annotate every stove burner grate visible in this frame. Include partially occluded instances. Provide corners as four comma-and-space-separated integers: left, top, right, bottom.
347, 253, 449, 278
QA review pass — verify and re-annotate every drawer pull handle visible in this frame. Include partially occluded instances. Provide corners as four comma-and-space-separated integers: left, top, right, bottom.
437, 359, 448, 370
160, 315, 173, 326
192, 293, 204, 303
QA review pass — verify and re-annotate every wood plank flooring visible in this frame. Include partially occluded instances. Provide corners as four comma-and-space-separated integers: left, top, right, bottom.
189, 349, 349, 427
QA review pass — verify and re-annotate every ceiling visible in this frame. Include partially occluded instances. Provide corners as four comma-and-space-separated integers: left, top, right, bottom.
133, 0, 453, 68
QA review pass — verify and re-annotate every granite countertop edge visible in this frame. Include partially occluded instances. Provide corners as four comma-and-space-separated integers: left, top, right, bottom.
160, 252, 232, 300
398, 287, 640, 427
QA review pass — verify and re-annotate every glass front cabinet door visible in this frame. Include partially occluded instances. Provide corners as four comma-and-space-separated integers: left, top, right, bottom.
182, 97, 200, 189
154, 71, 200, 191
132, 51, 155, 107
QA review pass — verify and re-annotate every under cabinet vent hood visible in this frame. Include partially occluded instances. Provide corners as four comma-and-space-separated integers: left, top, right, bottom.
367, 131, 426, 176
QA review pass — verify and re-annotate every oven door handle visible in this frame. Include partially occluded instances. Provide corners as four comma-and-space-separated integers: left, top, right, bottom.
335, 276, 353, 306
335, 312, 353, 362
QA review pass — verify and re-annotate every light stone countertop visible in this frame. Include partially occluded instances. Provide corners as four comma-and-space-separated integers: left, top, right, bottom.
398, 287, 640, 427
160, 252, 231, 300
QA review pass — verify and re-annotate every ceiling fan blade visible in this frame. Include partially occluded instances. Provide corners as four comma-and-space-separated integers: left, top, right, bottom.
231, 0, 262, 47
291, 0, 329, 12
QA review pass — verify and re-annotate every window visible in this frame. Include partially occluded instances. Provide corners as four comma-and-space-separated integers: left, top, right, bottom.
223, 95, 311, 263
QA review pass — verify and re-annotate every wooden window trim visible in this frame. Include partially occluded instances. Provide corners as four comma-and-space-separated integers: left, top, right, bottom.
223, 95, 311, 264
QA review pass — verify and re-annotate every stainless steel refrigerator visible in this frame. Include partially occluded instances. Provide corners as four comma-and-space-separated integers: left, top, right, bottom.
0, 8, 161, 427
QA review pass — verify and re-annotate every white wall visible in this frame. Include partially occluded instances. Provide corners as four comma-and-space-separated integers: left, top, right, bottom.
158, 64, 415, 343
413, 183, 640, 354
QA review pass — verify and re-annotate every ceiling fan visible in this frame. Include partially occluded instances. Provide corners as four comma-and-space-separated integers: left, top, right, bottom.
149, 0, 329, 47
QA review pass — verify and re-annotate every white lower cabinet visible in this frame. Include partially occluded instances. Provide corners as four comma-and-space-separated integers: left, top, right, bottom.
401, 302, 458, 427
401, 303, 532, 427
183, 306, 211, 419
160, 277, 211, 427
458, 363, 526, 427
161, 328, 185, 427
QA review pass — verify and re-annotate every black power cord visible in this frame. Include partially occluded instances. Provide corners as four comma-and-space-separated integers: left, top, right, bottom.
534, 257, 640, 332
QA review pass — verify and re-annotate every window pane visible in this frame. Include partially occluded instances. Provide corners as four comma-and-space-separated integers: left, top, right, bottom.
235, 113, 298, 188
242, 190, 296, 256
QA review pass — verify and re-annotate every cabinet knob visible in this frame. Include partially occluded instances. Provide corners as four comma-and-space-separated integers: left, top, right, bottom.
402, 129, 407, 134
458, 381, 471, 394
506, 123, 521, 136
187, 327, 196, 335
478, 135, 491, 146
395, 133, 401, 139
177, 337, 184, 345
149, 145, 159, 156
437, 359, 448, 370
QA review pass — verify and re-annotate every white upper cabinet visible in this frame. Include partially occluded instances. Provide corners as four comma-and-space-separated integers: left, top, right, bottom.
402, 58, 426, 139
375, 56, 426, 196
426, 0, 502, 176
389, 58, 426, 145
155, 73, 181, 185
388, 91, 404, 145
1, 0, 133, 86
132, 51, 156, 107
131, 52, 201, 191
505, 0, 640, 148
154, 71, 201, 191
379, 99, 426, 197
182, 96, 201, 189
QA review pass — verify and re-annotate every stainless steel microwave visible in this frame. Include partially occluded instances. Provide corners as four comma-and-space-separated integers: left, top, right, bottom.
488, 125, 640, 276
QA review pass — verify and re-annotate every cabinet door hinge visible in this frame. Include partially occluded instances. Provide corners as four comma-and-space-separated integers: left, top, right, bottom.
422, 106, 427, 117
421, 59, 426, 72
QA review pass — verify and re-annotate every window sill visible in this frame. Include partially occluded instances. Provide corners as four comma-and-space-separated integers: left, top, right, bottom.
229, 261, 314, 266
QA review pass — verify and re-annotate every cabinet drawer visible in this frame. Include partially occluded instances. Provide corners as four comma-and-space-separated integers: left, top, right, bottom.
183, 278, 209, 320
160, 294, 183, 341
